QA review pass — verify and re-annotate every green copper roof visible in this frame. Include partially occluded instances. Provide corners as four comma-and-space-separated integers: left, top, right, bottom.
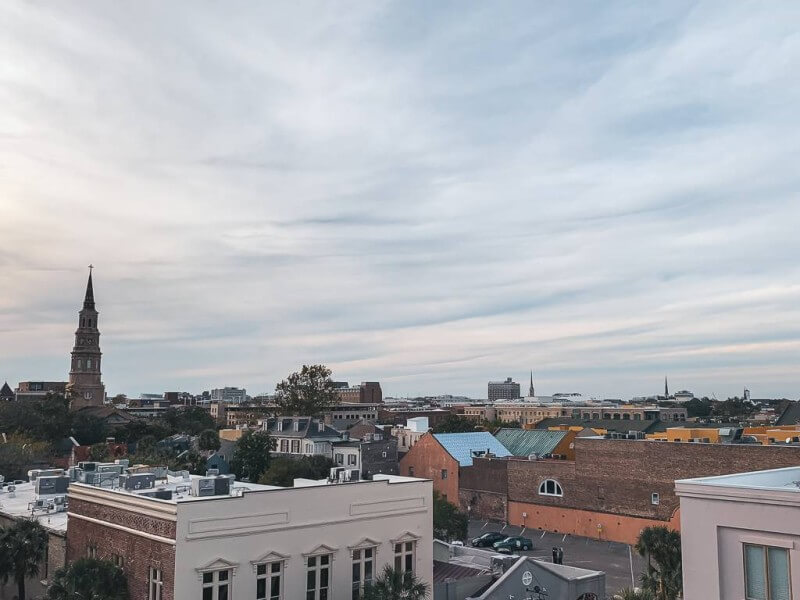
493, 428, 567, 457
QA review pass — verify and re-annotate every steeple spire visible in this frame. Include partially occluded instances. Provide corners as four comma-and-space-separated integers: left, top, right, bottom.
529, 371, 535, 397
664, 375, 669, 398
83, 265, 95, 309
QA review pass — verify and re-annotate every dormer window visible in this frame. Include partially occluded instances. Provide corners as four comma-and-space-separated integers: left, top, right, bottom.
294, 421, 300, 432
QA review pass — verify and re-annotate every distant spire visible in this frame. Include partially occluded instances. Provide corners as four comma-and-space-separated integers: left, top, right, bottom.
664, 375, 669, 398
83, 265, 95, 309
529, 371, 535, 397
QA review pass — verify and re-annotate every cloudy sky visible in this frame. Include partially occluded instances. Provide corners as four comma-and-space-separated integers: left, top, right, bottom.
2, 2, 800, 399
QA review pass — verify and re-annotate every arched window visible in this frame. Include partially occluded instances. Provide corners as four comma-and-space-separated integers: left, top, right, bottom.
77, 359, 83, 369
538, 479, 563, 497
87, 358, 92, 369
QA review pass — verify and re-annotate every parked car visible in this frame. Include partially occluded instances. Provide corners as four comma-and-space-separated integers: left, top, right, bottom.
471, 532, 507, 548
493, 536, 533, 553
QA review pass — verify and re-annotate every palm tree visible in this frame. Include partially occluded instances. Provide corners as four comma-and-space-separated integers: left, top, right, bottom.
615, 588, 656, 600
46, 557, 129, 600
0, 519, 49, 600
363, 565, 429, 600
635, 526, 682, 600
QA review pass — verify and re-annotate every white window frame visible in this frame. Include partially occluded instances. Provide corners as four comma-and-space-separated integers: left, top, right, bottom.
148, 567, 163, 600
112, 553, 124, 568
538, 479, 563, 497
347, 454, 357, 466
255, 560, 283, 600
744, 543, 792, 600
305, 553, 332, 600
201, 568, 232, 600
86, 545, 97, 559
651, 492, 660, 505
394, 541, 416, 574
351, 547, 376, 599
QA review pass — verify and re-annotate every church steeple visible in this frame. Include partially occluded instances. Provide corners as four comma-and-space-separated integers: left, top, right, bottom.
68, 266, 105, 410
83, 265, 95, 309
529, 371, 535, 397
664, 376, 669, 398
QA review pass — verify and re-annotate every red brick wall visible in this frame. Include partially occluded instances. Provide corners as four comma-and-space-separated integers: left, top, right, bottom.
459, 457, 508, 521
507, 439, 800, 523
67, 498, 176, 600
399, 433, 459, 501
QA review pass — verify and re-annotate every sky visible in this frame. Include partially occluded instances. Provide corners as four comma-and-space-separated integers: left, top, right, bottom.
1, 2, 800, 400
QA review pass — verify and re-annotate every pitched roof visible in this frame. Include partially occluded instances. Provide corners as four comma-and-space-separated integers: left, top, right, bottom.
347, 420, 383, 440
263, 417, 341, 439
0, 381, 13, 399
776, 401, 800, 426
433, 432, 512, 467
494, 428, 567, 457
534, 417, 667, 433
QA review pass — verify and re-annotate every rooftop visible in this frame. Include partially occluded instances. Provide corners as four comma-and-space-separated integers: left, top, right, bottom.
0, 482, 68, 533
493, 428, 567, 457
433, 432, 512, 466
677, 466, 800, 494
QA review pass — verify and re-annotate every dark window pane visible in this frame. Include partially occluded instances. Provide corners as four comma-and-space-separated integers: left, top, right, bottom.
405, 542, 413, 552
203, 572, 213, 584
320, 590, 328, 600
307, 593, 315, 600
271, 562, 281, 574
365, 548, 372, 559
218, 584, 228, 600
219, 570, 229, 581
307, 570, 316, 590
321, 567, 329, 587
394, 544, 401, 554
308, 556, 316, 568
271, 576, 280, 597
405, 553, 413, 572
365, 561, 373, 581
203, 588, 213, 600
353, 562, 360, 583
321, 555, 329, 566
257, 578, 266, 599
257, 564, 267, 576
395, 556, 401, 571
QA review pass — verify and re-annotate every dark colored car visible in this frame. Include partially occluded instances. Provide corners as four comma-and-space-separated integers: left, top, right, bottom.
493, 536, 533, 553
471, 532, 507, 548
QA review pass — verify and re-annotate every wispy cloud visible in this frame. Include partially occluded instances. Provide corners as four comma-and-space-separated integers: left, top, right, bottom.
1, 1, 799, 398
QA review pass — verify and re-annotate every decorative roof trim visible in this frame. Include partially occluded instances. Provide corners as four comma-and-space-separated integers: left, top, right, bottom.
390, 531, 421, 545
302, 544, 338, 558
251, 551, 290, 572
348, 537, 381, 550
195, 557, 239, 578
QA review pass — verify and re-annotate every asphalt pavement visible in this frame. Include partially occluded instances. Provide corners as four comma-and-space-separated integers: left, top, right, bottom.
466, 520, 646, 596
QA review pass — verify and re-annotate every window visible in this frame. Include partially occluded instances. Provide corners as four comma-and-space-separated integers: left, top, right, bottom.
394, 541, 415, 574
745, 544, 791, 600
351, 548, 374, 599
87, 358, 92, 369
441, 469, 448, 479
306, 554, 330, 600
651, 493, 660, 505
148, 567, 163, 600
202, 569, 231, 600
381, 451, 387, 458
347, 454, 357, 466
77, 359, 83, 369
291, 439, 300, 453
280, 439, 289, 453
335, 453, 344, 465
86, 545, 97, 558
538, 479, 563, 497
407, 466, 415, 477
112, 554, 124, 568
256, 561, 282, 600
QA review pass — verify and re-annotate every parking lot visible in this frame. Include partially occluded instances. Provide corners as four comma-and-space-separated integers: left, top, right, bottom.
466, 520, 646, 596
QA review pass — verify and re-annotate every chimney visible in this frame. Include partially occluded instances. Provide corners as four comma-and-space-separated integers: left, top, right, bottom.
277, 420, 283, 432
318, 421, 324, 432
294, 420, 300, 432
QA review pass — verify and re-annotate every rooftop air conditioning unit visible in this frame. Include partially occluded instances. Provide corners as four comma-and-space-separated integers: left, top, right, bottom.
35, 476, 70, 495
122, 473, 156, 491
191, 477, 217, 497
528, 454, 539, 461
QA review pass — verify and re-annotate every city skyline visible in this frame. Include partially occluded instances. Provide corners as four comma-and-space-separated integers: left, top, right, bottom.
2, 3, 800, 399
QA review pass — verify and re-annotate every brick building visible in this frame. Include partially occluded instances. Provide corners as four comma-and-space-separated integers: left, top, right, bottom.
66, 472, 432, 600
336, 381, 383, 404
487, 378, 520, 401
399, 432, 511, 503
461, 437, 800, 544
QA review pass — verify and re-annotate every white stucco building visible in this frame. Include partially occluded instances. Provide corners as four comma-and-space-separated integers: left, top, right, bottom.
677, 467, 800, 600
66, 471, 432, 600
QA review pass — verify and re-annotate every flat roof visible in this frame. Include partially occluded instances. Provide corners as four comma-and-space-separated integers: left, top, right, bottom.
677, 466, 800, 492
0, 482, 68, 533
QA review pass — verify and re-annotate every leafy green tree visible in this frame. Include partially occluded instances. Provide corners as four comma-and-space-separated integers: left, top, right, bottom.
635, 526, 682, 600
71, 413, 109, 446
258, 455, 335, 486
274, 365, 339, 417
0, 393, 72, 443
432, 415, 476, 434
232, 430, 274, 481
0, 519, 49, 600
684, 398, 712, 418
162, 406, 215, 435
114, 419, 170, 444
47, 558, 129, 600
198, 429, 221, 452
0, 434, 49, 480
135, 435, 157, 456
89, 443, 111, 462
363, 565, 429, 600
433, 491, 468, 541
171, 450, 209, 475
712, 397, 756, 419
